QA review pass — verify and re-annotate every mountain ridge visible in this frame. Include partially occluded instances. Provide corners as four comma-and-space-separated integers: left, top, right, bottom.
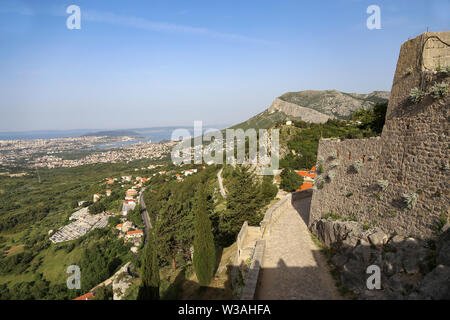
231, 89, 389, 131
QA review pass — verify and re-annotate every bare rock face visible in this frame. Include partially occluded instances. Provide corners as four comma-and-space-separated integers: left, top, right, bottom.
274, 90, 389, 120
268, 98, 332, 123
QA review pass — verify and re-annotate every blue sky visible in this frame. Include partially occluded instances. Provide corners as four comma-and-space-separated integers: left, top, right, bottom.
0, 0, 448, 131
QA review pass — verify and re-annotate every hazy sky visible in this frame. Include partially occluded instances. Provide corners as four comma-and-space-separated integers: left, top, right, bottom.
0, 0, 448, 132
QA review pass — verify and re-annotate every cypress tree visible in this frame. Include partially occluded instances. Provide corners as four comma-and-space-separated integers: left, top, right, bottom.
137, 230, 160, 300
193, 186, 216, 287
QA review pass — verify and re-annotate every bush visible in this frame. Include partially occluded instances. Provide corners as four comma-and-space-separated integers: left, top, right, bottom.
351, 160, 363, 173
329, 160, 339, 169
314, 177, 324, 190
377, 179, 389, 192
409, 87, 425, 103
280, 168, 304, 192
260, 175, 278, 203
317, 164, 324, 174
402, 193, 418, 210
429, 82, 448, 99
326, 170, 336, 182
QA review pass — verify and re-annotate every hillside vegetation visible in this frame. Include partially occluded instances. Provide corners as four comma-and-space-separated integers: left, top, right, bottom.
279, 102, 388, 170
277, 90, 389, 119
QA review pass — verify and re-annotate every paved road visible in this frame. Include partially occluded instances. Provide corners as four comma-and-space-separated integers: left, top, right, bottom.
139, 188, 152, 245
217, 168, 226, 198
255, 196, 341, 300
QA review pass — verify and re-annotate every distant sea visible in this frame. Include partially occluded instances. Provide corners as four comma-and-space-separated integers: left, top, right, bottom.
0, 125, 229, 145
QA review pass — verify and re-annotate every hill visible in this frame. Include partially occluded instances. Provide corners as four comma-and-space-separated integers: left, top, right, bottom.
276, 90, 389, 120
231, 90, 389, 131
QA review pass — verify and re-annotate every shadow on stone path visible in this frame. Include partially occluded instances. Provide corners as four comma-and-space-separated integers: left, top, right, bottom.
255, 196, 342, 300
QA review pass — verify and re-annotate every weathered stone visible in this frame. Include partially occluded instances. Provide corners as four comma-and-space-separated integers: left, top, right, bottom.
308, 32, 450, 241
368, 229, 388, 247
437, 227, 450, 266
417, 265, 450, 299
402, 246, 428, 275
311, 219, 363, 249
341, 258, 366, 292
331, 253, 348, 268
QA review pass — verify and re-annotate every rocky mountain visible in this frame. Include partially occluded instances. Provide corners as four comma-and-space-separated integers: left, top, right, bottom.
273, 90, 390, 120
232, 89, 389, 130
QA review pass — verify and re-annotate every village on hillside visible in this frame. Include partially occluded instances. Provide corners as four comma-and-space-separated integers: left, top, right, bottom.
47, 163, 204, 300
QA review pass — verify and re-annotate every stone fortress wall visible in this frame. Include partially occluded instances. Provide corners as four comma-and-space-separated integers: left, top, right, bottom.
309, 32, 450, 239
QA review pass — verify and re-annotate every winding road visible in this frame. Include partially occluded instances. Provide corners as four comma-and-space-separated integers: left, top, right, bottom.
217, 168, 226, 198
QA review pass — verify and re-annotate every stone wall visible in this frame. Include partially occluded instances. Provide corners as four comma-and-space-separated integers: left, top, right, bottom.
310, 32, 450, 239
260, 193, 293, 238
240, 239, 266, 300
237, 192, 294, 299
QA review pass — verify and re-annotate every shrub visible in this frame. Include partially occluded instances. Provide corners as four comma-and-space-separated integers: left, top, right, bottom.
314, 177, 324, 190
405, 67, 414, 75
351, 160, 363, 173
345, 192, 353, 198
317, 163, 324, 174
280, 168, 303, 192
435, 213, 448, 232
329, 151, 337, 160
326, 170, 336, 181
402, 193, 418, 210
377, 179, 389, 192
329, 160, 339, 169
323, 211, 341, 221
429, 82, 448, 99
409, 87, 425, 103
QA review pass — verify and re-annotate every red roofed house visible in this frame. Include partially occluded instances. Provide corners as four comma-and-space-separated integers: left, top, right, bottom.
93, 193, 101, 203
126, 189, 138, 198
125, 230, 144, 240
295, 166, 316, 192
73, 292, 95, 300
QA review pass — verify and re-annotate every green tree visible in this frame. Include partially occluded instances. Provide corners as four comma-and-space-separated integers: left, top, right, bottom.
89, 201, 106, 214
137, 231, 160, 300
260, 175, 278, 203
193, 187, 216, 286
280, 168, 303, 192
221, 166, 264, 244
93, 285, 113, 300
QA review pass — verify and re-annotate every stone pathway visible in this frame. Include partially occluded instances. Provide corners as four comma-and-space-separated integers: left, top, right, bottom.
255, 199, 342, 300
